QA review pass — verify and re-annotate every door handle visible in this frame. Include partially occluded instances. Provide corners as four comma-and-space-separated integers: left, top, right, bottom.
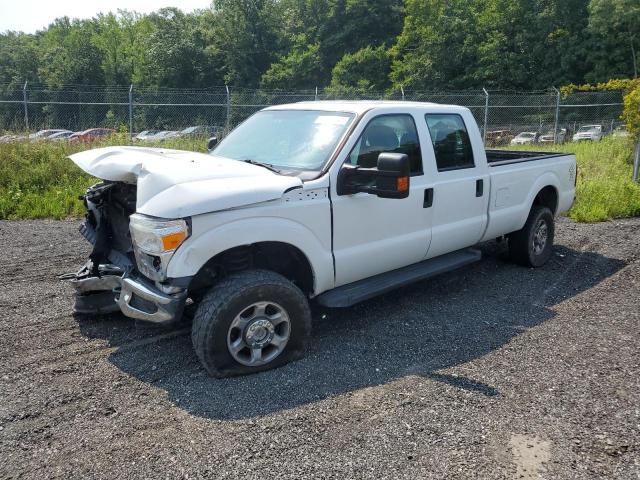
476, 179, 484, 197
423, 188, 434, 208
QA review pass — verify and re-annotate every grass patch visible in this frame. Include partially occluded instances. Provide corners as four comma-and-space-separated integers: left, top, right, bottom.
0, 134, 638, 222
505, 138, 640, 222
0, 135, 207, 220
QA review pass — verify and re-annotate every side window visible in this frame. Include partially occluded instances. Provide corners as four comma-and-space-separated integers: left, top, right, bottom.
425, 114, 475, 171
348, 114, 422, 174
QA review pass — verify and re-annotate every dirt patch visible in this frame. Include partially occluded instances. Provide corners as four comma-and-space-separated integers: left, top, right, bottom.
511, 434, 551, 479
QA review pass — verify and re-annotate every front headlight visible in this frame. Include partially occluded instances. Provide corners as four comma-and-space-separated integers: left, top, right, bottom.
129, 214, 190, 255
129, 214, 191, 282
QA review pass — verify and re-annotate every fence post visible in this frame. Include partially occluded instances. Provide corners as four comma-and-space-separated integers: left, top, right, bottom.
225, 84, 231, 131
315, 86, 318, 101
22, 81, 29, 132
482, 88, 489, 144
401, 86, 405, 101
128, 84, 133, 137
552, 86, 560, 144
633, 140, 640, 183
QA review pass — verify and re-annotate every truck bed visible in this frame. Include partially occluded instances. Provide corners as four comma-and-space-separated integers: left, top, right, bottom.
485, 149, 568, 167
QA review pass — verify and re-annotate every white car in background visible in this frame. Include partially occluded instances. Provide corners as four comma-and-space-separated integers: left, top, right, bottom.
44, 130, 74, 141
510, 132, 539, 145
539, 128, 568, 144
134, 130, 161, 141
612, 126, 629, 138
29, 129, 72, 140
572, 125, 604, 142
146, 130, 179, 141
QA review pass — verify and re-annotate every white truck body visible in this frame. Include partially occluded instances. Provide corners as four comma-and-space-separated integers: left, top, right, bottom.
71, 102, 575, 294
68, 101, 576, 376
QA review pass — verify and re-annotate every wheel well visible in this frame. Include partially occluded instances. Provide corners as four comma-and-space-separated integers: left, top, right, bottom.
533, 186, 558, 214
189, 242, 315, 295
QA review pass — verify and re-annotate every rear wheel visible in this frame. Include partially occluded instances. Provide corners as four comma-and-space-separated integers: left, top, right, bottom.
191, 269, 311, 377
508, 205, 555, 267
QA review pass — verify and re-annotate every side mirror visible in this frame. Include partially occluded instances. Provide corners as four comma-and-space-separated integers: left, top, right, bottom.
337, 152, 410, 199
374, 152, 410, 199
207, 136, 218, 152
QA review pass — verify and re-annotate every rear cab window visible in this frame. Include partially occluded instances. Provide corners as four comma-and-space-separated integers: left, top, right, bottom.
424, 114, 475, 171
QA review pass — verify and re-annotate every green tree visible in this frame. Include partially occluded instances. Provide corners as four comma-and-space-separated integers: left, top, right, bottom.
329, 45, 392, 93
588, 0, 640, 80
261, 42, 324, 89
260, 0, 402, 89
134, 8, 212, 88
390, 0, 479, 90
212, 0, 283, 87
0, 32, 40, 87
38, 18, 106, 86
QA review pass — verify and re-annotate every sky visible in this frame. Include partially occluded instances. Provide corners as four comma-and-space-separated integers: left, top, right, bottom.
0, 0, 212, 33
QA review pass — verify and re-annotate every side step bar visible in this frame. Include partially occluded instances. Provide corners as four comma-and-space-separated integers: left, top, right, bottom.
316, 248, 482, 308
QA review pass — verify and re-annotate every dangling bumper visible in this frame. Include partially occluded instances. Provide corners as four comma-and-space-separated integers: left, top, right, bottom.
67, 263, 188, 324
116, 275, 187, 323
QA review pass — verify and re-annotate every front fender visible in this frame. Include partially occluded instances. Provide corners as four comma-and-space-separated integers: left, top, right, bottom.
166, 216, 334, 295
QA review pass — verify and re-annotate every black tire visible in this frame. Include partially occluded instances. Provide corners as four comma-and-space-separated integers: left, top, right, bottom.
191, 269, 311, 378
508, 205, 555, 267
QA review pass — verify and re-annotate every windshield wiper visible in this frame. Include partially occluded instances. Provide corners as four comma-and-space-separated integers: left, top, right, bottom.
240, 159, 281, 174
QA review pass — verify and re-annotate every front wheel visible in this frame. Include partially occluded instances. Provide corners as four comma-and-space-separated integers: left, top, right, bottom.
191, 269, 311, 377
508, 205, 555, 267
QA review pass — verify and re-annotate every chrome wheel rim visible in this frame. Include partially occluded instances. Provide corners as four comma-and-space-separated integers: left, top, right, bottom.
227, 301, 291, 367
532, 219, 548, 255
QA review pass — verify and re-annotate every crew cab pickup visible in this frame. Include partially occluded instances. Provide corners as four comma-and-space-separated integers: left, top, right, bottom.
67, 101, 576, 377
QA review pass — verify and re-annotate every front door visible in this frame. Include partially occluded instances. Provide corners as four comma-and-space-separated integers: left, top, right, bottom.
331, 112, 433, 287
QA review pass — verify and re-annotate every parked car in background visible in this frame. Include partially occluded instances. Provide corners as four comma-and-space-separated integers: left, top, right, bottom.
572, 125, 604, 142
69, 128, 116, 143
0, 134, 22, 143
177, 125, 225, 138
510, 132, 539, 145
485, 130, 514, 147
539, 128, 568, 144
147, 130, 179, 141
134, 130, 161, 141
29, 129, 72, 140
47, 130, 75, 141
612, 125, 629, 138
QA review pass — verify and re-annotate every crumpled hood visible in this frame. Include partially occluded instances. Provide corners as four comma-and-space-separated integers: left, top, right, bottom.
69, 146, 302, 218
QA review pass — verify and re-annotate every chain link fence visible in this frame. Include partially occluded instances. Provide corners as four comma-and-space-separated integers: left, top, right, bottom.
0, 83, 626, 144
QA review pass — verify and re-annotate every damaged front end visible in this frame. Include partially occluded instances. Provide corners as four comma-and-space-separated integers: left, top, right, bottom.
64, 182, 188, 323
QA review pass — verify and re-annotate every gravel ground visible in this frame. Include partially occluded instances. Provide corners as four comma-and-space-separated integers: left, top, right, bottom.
0, 217, 638, 479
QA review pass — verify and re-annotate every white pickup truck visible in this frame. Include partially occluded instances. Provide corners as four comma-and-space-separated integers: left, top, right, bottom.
67, 101, 576, 377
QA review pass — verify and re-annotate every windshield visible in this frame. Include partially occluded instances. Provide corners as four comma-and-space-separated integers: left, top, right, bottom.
180, 126, 199, 134
579, 126, 600, 132
212, 110, 355, 170
520, 133, 535, 138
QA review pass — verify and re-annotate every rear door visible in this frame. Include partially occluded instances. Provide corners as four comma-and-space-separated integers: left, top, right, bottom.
422, 112, 490, 258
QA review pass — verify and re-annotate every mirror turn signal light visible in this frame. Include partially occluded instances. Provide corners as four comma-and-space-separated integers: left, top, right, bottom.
396, 176, 409, 192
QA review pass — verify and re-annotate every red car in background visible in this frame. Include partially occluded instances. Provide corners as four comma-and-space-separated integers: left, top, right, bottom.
68, 128, 116, 142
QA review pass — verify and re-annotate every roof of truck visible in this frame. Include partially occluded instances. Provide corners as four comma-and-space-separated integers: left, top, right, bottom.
265, 100, 468, 115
